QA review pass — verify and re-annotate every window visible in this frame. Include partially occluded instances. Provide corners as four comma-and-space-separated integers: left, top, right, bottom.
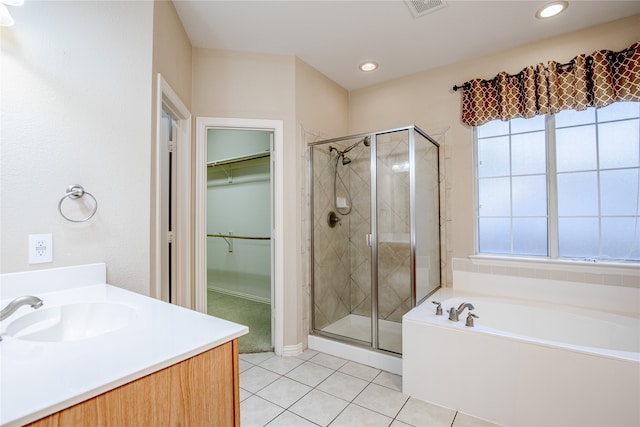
476, 101, 640, 262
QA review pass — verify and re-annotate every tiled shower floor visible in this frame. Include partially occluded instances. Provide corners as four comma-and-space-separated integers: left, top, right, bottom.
320, 314, 402, 354
239, 350, 499, 427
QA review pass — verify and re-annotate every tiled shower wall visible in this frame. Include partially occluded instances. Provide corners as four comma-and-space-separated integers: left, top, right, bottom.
312, 140, 354, 329
345, 141, 372, 320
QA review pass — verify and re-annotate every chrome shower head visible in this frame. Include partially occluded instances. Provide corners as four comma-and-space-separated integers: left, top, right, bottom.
341, 136, 370, 156
342, 156, 352, 165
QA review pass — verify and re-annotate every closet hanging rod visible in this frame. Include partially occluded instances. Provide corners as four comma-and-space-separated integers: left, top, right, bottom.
207, 151, 270, 167
207, 233, 270, 241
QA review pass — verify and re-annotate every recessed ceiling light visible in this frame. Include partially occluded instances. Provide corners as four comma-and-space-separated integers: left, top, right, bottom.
536, 1, 568, 19
359, 62, 378, 72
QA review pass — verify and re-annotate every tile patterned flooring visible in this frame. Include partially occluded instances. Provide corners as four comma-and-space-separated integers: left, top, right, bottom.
239, 350, 499, 427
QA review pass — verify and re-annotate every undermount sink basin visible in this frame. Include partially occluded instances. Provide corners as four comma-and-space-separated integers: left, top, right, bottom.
5, 302, 136, 342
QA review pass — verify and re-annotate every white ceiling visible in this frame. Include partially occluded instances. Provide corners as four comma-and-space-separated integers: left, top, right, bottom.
172, 0, 640, 91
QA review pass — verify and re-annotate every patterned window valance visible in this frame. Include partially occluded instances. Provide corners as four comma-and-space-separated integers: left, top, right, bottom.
455, 42, 640, 127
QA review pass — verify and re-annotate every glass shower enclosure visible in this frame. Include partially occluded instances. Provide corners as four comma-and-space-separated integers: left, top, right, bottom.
309, 125, 440, 354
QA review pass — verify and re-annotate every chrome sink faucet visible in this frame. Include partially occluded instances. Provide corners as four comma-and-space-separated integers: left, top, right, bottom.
448, 302, 474, 321
1, 296, 44, 321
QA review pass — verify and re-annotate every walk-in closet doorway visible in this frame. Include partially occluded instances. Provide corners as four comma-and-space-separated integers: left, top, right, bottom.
195, 118, 284, 355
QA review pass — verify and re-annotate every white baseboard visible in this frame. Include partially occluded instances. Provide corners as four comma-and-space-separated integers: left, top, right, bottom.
281, 342, 303, 357
207, 286, 270, 304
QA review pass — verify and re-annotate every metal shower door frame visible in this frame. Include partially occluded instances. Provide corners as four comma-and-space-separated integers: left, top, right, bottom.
308, 125, 439, 354
370, 132, 379, 350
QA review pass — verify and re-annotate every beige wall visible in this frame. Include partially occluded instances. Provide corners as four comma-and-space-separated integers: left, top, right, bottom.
153, 0, 193, 108
295, 57, 349, 345
348, 14, 640, 273
191, 50, 348, 348
192, 48, 296, 121
295, 57, 349, 139
0, 1, 154, 295
191, 48, 301, 346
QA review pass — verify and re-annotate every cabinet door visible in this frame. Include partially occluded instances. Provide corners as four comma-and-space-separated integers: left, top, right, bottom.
29, 340, 239, 427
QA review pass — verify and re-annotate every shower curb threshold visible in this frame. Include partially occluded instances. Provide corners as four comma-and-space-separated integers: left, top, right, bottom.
308, 335, 402, 375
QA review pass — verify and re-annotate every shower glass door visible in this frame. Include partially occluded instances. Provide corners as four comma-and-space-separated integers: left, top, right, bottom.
375, 130, 410, 354
311, 136, 372, 346
310, 126, 440, 355
415, 131, 441, 302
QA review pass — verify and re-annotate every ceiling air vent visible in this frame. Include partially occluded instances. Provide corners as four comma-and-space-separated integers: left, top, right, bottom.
404, 0, 447, 18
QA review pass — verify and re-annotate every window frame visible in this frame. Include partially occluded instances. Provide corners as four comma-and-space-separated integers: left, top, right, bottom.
473, 103, 640, 263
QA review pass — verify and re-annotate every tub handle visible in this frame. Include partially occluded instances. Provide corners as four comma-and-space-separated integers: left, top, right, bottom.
465, 312, 479, 327
432, 301, 443, 316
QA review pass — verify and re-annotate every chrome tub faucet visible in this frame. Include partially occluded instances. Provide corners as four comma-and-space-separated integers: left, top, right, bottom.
1, 296, 44, 321
448, 302, 474, 321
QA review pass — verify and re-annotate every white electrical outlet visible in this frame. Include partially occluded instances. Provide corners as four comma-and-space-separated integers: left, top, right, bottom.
28, 234, 53, 264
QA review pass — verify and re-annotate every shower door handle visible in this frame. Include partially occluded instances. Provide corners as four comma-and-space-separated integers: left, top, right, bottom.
366, 234, 373, 247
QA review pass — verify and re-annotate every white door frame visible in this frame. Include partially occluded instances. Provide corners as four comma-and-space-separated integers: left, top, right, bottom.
153, 74, 192, 307
195, 117, 284, 356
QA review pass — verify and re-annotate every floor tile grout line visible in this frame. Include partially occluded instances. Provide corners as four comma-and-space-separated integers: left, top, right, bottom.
259, 375, 316, 411
252, 362, 372, 425
240, 351, 411, 427
347, 394, 411, 424
242, 356, 405, 413
307, 353, 350, 371
391, 396, 414, 427
451, 410, 459, 427
297, 358, 391, 387
247, 394, 287, 426
315, 364, 402, 395
263, 409, 322, 427
241, 365, 286, 395
282, 359, 341, 388
325, 401, 351, 426
240, 353, 483, 427
306, 364, 405, 425
254, 386, 397, 426
259, 404, 286, 427
264, 382, 352, 427
248, 365, 348, 418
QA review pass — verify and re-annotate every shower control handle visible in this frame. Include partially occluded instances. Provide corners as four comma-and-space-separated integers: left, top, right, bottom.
465, 312, 479, 327
432, 301, 443, 315
327, 211, 341, 228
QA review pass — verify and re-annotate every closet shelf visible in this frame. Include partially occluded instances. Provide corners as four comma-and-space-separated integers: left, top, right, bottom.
207, 151, 270, 167
207, 233, 271, 241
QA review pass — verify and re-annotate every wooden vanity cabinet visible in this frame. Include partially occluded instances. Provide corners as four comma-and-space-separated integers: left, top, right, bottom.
28, 339, 240, 427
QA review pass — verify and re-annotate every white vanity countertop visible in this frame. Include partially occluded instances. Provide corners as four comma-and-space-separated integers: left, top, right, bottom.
0, 263, 248, 427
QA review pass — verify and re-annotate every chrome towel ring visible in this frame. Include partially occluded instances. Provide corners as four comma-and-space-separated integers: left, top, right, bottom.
58, 184, 98, 223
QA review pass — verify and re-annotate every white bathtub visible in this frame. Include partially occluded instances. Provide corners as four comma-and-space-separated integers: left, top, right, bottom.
403, 293, 640, 426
